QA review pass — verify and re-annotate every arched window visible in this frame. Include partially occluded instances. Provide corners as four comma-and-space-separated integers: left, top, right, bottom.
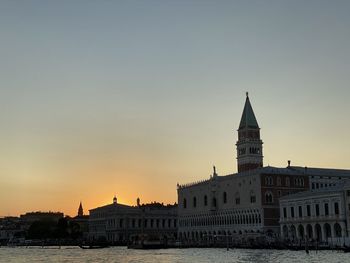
183, 198, 187, 209
265, 176, 273, 186
265, 192, 273, 204
265, 176, 269, 185
204, 195, 208, 206
193, 197, 197, 208
223, 192, 227, 204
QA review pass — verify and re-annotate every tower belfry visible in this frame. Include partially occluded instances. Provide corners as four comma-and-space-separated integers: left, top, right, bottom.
236, 93, 263, 172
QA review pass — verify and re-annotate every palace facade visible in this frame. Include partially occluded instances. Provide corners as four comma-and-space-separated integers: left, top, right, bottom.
177, 94, 350, 244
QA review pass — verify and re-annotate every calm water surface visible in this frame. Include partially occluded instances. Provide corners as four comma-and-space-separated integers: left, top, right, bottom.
0, 247, 347, 263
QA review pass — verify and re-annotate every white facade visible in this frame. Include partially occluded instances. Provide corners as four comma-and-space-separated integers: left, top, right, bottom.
280, 183, 350, 245
177, 166, 309, 243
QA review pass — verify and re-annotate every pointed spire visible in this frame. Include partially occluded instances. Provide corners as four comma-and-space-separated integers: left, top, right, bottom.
239, 92, 259, 130
78, 201, 84, 217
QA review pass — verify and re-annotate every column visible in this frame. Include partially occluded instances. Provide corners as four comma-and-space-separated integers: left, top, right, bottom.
321, 223, 326, 242
312, 223, 317, 240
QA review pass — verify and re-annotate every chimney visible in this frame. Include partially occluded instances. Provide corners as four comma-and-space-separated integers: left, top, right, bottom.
287, 160, 291, 168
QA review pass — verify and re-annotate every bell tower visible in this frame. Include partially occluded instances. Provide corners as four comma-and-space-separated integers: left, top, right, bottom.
236, 93, 263, 172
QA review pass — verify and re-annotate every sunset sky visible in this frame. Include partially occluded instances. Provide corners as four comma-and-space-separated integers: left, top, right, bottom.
1, 1, 350, 216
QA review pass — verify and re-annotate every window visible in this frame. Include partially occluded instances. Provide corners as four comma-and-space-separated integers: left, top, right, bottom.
312, 183, 315, 189
298, 206, 302, 217
250, 195, 256, 203
285, 177, 290, 187
204, 195, 208, 206
283, 207, 287, 218
307, 205, 311, 216
347, 190, 350, 197
316, 204, 320, 216
213, 198, 217, 207
223, 192, 227, 204
291, 207, 294, 218
265, 176, 273, 186
335, 202, 339, 215
265, 192, 273, 203
193, 197, 197, 208
250, 190, 256, 203
235, 192, 240, 205
183, 198, 187, 209
235, 197, 240, 205
325, 203, 329, 216
277, 177, 281, 186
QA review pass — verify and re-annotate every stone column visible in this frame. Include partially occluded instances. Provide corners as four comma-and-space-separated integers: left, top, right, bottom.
321, 223, 326, 242
303, 223, 308, 239
296, 225, 300, 240
341, 222, 346, 237
331, 222, 335, 238
312, 223, 317, 240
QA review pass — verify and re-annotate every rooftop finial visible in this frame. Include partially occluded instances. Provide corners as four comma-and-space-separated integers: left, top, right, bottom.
213, 165, 217, 177
246, 91, 249, 97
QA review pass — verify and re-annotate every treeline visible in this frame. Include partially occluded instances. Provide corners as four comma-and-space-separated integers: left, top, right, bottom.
27, 218, 83, 240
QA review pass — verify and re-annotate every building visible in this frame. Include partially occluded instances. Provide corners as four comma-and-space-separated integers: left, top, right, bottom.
288, 166, 350, 191
279, 181, 350, 246
89, 196, 177, 244
0, 217, 23, 245
177, 94, 310, 243
20, 211, 64, 224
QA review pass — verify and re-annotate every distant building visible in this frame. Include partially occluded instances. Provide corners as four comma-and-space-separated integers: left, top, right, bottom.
0, 217, 23, 245
280, 181, 350, 246
89, 197, 177, 244
177, 94, 350, 244
20, 212, 64, 224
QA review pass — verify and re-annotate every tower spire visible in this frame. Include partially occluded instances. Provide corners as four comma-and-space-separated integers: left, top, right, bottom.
236, 93, 263, 172
78, 201, 84, 217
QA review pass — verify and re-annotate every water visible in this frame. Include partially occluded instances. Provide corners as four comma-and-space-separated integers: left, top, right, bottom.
0, 247, 347, 263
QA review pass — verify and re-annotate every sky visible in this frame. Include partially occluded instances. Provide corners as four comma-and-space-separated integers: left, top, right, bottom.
1, 0, 350, 217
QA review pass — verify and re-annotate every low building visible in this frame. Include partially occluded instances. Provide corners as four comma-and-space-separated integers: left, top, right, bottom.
279, 182, 350, 246
20, 212, 64, 224
0, 217, 23, 245
89, 196, 177, 244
